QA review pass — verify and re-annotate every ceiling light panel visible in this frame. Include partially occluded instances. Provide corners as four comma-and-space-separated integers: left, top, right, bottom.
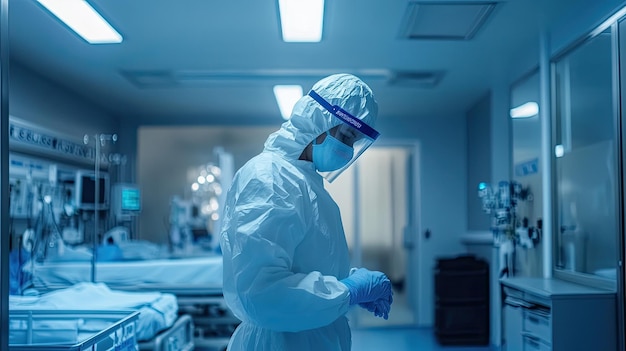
36, 0, 122, 44
510, 102, 539, 118
402, 1, 496, 40
274, 85, 303, 120
278, 0, 324, 42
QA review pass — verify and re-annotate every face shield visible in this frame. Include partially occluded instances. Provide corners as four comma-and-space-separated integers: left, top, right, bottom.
308, 90, 380, 182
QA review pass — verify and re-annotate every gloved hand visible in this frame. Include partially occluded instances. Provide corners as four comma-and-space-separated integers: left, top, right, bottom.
340, 268, 392, 306
359, 292, 393, 319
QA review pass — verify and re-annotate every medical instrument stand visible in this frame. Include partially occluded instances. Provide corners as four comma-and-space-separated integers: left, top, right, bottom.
84, 133, 117, 283
477, 180, 537, 278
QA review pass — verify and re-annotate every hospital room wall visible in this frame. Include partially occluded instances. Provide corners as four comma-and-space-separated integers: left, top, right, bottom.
466, 93, 492, 232
5, 61, 124, 252
376, 114, 468, 326
9, 61, 120, 140
8, 60, 140, 186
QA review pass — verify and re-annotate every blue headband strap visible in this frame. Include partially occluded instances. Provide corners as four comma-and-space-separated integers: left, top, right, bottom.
308, 90, 380, 140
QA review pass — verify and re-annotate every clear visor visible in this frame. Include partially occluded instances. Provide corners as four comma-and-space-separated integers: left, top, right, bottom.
309, 90, 380, 182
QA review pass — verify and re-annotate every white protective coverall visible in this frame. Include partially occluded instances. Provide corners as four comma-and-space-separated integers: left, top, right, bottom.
219, 73, 378, 351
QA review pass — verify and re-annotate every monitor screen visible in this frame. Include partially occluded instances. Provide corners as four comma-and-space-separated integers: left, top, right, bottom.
121, 187, 141, 211
76, 171, 108, 209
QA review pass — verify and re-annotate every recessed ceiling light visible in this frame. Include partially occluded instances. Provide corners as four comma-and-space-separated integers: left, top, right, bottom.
37, 0, 123, 44
278, 0, 324, 42
274, 85, 303, 120
510, 102, 539, 118
555, 145, 564, 158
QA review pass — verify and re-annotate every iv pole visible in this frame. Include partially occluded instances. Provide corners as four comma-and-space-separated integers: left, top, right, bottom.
84, 133, 117, 283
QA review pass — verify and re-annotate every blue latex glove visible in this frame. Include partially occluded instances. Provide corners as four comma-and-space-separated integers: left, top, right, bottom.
359, 292, 393, 319
340, 268, 392, 306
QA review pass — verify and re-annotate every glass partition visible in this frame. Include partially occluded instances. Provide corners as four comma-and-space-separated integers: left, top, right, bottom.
553, 26, 619, 284
510, 69, 543, 277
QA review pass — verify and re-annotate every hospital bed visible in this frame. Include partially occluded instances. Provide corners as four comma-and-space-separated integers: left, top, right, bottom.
9, 309, 140, 351
10, 283, 194, 351
25, 255, 238, 351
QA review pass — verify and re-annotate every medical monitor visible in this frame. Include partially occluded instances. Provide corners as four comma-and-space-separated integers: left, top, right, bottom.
75, 170, 109, 210
112, 183, 141, 221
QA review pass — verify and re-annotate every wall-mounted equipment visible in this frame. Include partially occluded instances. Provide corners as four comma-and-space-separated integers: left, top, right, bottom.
111, 183, 141, 222
75, 170, 109, 210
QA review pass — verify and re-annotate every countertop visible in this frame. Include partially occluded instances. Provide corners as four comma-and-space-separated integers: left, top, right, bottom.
500, 277, 615, 299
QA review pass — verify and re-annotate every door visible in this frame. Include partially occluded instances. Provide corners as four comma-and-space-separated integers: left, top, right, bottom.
327, 143, 418, 327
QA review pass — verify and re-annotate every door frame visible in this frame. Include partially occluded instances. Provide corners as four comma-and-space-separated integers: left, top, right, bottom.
357, 138, 422, 325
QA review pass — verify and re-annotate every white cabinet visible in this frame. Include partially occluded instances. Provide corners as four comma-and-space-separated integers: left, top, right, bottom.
501, 277, 616, 351
503, 300, 524, 350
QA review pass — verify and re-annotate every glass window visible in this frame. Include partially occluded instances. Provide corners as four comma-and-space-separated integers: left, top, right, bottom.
511, 70, 542, 277
553, 27, 618, 281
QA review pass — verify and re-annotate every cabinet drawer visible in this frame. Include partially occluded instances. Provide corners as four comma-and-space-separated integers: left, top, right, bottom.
523, 309, 551, 342
523, 334, 551, 351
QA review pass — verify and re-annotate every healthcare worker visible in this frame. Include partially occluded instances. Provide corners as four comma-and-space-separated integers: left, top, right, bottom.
220, 73, 393, 351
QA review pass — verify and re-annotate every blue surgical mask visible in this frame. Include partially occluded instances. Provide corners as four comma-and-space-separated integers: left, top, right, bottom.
312, 132, 354, 172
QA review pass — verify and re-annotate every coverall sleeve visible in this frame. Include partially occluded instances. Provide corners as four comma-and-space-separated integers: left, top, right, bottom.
225, 176, 351, 332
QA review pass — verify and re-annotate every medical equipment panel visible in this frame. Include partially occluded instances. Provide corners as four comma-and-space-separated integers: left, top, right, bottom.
75, 170, 109, 210
9, 310, 139, 351
138, 314, 194, 351
111, 183, 141, 222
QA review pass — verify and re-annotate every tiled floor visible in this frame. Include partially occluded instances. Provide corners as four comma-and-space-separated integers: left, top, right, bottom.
196, 288, 496, 351
349, 284, 497, 350
195, 327, 497, 351
352, 327, 497, 351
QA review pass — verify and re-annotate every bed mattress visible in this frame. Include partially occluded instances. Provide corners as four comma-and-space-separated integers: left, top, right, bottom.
10, 283, 178, 341
29, 256, 223, 289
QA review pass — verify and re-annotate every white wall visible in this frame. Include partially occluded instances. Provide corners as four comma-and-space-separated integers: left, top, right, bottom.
9, 62, 119, 140
467, 94, 492, 231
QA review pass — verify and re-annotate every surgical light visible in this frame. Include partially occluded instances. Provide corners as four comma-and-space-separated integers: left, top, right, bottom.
274, 85, 303, 120
191, 183, 200, 191
197, 176, 206, 184
278, 0, 324, 42
36, 0, 123, 44
510, 102, 539, 118
210, 198, 219, 211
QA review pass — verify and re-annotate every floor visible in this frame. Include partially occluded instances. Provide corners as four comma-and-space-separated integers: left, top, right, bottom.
195, 328, 498, 351
352, 327, 498, 351
349, 286, 497, 351
195, 288, 498, 351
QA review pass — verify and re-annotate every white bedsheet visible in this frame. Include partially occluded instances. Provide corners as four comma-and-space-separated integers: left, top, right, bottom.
10, 282, 178, 341
30, 255, 223, 289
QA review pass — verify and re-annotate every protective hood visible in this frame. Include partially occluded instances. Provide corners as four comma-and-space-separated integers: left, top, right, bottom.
264, 73, 379, 161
